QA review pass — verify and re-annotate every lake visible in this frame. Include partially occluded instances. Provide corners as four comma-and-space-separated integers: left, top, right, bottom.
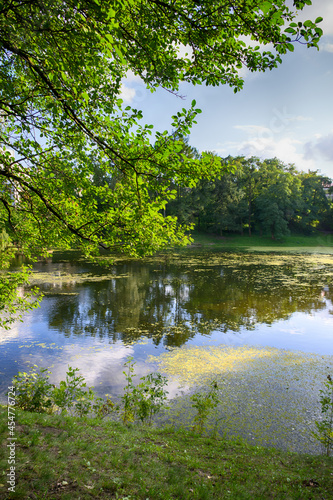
1, 249, 333, 454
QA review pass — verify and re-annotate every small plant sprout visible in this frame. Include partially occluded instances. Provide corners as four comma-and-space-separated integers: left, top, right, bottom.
121, 356, 138, 424
313, 374, 333, 456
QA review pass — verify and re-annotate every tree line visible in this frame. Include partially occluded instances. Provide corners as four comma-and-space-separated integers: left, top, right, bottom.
166, 154, 333, 239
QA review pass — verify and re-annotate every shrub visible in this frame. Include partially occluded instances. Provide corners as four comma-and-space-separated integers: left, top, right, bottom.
11, 366, 54, 413
52, 366, 96, 417
135, 372, 169, 425
10, 365, 117, 418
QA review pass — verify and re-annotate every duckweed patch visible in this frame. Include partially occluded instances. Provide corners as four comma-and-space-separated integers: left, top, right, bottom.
149, 345, 333, 454
29, 271, 130, 286
123, 250, 333, 269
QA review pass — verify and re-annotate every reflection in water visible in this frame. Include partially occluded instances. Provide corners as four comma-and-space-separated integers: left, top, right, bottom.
1, 250, 333, 454
27, 251, 333, 348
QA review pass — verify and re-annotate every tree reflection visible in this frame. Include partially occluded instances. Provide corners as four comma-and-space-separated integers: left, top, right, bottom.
36, 253, 332, 347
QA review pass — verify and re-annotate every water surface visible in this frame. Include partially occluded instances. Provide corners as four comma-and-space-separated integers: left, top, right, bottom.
1, 250, 333, 454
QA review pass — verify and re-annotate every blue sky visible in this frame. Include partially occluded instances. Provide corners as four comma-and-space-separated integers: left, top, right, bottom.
121, 0, 333, 179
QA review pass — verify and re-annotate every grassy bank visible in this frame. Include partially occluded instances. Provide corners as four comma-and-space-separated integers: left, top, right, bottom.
1, 407, 332, 500
189, 232, 333, 254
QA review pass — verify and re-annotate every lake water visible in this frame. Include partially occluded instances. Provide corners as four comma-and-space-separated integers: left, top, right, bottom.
1, 249, 333, 454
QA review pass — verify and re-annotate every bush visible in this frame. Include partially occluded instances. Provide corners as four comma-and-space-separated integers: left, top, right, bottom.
11, 366, 54, 413
9, 360, 168, 425
10, 365, 115, 418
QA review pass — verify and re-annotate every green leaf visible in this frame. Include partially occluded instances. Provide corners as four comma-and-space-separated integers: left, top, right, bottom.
82, 91, 89, 104
261, 1, 272, 15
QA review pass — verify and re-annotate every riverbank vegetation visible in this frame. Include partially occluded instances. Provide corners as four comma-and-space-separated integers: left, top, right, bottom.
1, 404, 333, 500
166, 155, 333, 240
1, 359, 333, 499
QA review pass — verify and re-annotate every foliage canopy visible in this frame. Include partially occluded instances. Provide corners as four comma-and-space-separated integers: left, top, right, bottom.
0, 0, 323, 325
0, 0, 323, 256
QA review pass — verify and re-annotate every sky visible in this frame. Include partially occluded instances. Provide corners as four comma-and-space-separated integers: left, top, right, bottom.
120, 0, 333, 179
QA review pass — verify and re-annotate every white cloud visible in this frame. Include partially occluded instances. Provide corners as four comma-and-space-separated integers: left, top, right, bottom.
321, 42, 333, 53
124, 69, 144, 83
118, 69, 148, 104
216, 127, 317, 171
304, 131, 333, 163
234, 111, 312, 142
0, 326, 20, 344
234, 125, 271, 136
237, 136, 306, 166
174, 43, 193, 60
119, 84, 136, 103
119, 83, 147, 104
24, 342, 184, 400
26, 342, 135, 394
216, 126, 333, 177
119, 70, 148, 104
289, 115, 313, 122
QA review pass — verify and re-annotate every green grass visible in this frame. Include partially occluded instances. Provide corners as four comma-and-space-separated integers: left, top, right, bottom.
1, 406, 332, 499
189, 232, 333, 254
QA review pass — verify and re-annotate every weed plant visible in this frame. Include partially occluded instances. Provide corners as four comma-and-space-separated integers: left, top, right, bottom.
10, 365, 114, 418
10, 366, 54, 413
121, 356, 168, 424
313, 375, 333, 456
52, 366, 96, 417
10, 357, 169, 427
190, 380, 220, 434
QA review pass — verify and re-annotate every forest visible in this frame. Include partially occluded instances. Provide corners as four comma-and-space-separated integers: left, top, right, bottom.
166, 151, 333, 239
